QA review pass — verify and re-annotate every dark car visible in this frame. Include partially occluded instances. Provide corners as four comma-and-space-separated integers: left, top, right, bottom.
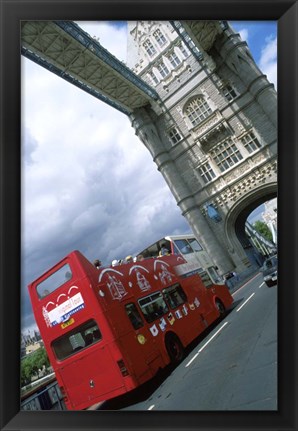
261, 255, 278, 287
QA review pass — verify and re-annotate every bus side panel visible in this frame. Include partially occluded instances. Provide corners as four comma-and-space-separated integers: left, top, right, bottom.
149, 275, 215, 350
163, 308, 207, 350
153, 274, 218, 353
181, 275, 217, 324
117, 331, 168, 385
97, 296, 168, 384
208, 284, 234, 310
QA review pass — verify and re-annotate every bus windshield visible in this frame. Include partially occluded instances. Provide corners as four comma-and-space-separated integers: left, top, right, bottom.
36, 263, 73, 299
173, 238, 202, 254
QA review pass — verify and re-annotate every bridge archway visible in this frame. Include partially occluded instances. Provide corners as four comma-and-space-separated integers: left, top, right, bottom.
225, 183, 277, 270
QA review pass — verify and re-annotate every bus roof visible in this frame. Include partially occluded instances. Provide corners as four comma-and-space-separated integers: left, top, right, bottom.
164, 234, 196, 241
140, 234, 196, 250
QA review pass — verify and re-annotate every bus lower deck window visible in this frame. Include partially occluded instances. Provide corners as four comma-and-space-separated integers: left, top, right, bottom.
162, 283, 187, 309
138, 292, 169, 323
200, 271, 213, 287
125, 303, 144, 329
52, 319, 101, 360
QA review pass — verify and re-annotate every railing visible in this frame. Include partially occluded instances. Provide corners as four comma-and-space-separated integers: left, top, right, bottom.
170, 21, 203, 61
55, 21, 159, 101
21, 380, 65, 411
245, 220, 277, 256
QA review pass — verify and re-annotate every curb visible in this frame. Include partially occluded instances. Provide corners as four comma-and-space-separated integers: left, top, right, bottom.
231, 272, 261, 295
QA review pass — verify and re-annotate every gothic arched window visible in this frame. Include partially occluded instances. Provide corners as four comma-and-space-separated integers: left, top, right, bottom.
157, 61, 170, 78
240, 131, 261, 153
185, 97, 212, 127
198, 162, 216, 184
222, 84, 237, 101
143, 39, 156, 57
167, 51, 181, 68
210, 139, 243, 172
168, 127, 182, 145
153, 29, 167, 47
147, 70, 159, 85
178, 42, 189, 58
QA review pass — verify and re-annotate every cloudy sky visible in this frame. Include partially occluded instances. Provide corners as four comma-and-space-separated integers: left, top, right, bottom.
21, 20, 277, 334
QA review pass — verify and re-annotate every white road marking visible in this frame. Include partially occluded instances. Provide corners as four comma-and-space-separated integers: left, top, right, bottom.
236, 292, 255, 312
259, 282, 265, 288
148, 404, 155, 410
198, 322, 229, 352
185, 352, 199, 367
185, 322, 228, 367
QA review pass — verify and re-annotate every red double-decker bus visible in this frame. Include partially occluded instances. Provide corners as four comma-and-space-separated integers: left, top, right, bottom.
28, 250, 233, 410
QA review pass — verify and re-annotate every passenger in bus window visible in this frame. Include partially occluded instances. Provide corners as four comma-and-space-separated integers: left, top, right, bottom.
126, 303, 144, 329
129, 312, 143, 329
153, 303, 166, 317
163, 284, 187, 309
171, 294, 179, 307
136, 254, 144, 261
93, 329, 101, 340
85, 333, 94, 346
125, 255, 133, 263
93, 259, 102, 269
164, 292, 177, 308
159, 244, 170, 256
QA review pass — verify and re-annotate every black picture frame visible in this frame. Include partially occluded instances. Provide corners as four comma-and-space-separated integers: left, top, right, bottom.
1, 1, 297, 430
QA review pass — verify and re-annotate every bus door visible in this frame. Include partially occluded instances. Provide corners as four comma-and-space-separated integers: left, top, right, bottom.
122, 301, 167, 381
52, 319, 125, 408
95, 285, 166, 383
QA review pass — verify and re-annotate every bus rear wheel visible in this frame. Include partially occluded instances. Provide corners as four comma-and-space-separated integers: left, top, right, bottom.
165, 333, 184, 363
215, 299, 226, 318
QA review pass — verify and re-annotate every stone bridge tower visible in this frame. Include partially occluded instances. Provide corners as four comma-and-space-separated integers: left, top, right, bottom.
127, 21, 277, 275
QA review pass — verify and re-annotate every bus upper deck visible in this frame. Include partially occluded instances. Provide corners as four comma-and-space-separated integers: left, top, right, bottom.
138, 234, 222, 284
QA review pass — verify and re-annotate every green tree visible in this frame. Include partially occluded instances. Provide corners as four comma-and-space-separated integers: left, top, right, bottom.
21, 360, 33, 386
33, 347, 50, 370
21, 347, 50, 386
253, 220, 273, 242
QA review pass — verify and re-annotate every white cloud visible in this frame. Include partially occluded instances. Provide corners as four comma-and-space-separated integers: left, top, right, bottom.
259, 35, 277, 89
238, 28, 249, 43
21, 22, 189, 331
76, 21, 128, 62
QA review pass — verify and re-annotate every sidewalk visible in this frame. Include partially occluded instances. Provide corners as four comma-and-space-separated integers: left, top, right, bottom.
226, 266, 261, 295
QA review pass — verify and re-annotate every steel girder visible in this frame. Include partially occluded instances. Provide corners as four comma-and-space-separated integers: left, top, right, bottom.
21, 21, 159, 115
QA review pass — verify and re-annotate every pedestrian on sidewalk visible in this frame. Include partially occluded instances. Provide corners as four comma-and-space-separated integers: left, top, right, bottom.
232, 271, 239, 282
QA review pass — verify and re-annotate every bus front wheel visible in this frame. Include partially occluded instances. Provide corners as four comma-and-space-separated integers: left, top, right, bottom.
165, 333, 184, 363
215, 299, 226, 318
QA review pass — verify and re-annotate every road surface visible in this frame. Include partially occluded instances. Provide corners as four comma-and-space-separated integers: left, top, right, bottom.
99, 272, 277, 411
